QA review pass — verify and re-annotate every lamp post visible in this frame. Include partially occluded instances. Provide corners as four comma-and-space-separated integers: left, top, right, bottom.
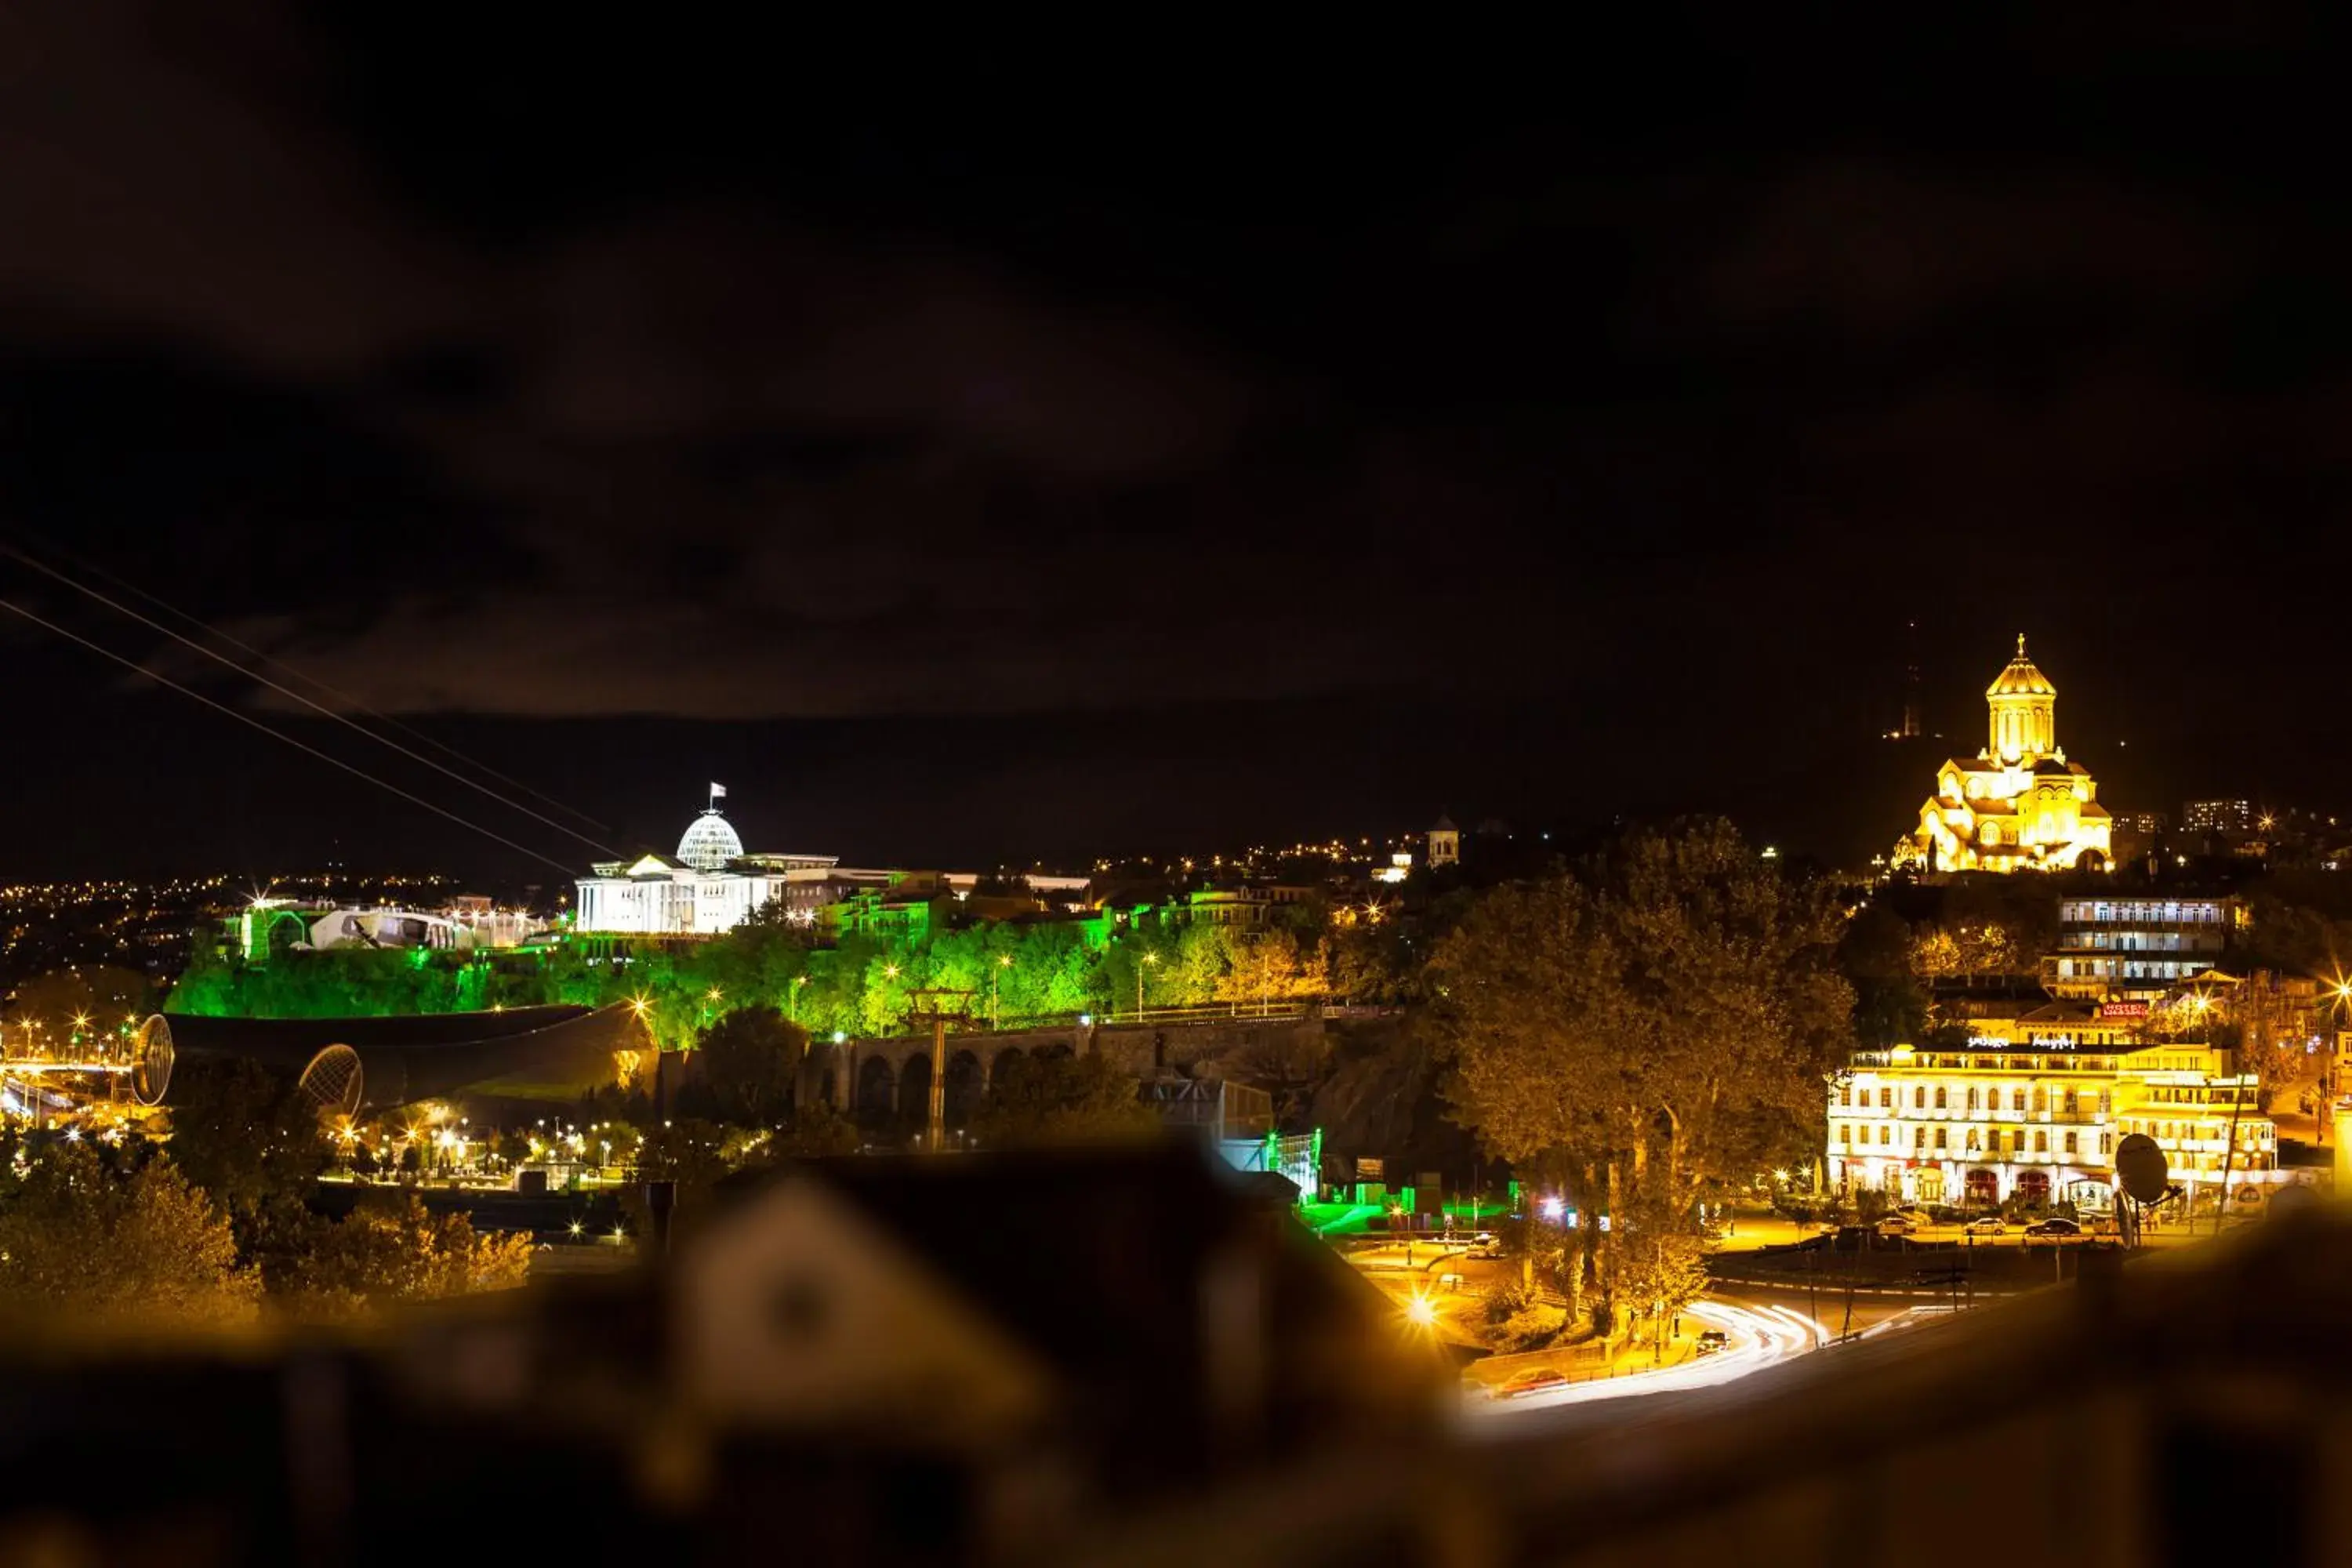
992, 954, 1013, 1029
1137, 951, 1158, 1021
788, 974, 808, 1022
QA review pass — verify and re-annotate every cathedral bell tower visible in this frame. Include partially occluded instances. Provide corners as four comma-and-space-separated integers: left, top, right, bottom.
1985, 633, 2058, 764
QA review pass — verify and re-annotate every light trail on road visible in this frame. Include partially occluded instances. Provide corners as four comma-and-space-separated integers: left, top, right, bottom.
1461, 1300, 1831, 1425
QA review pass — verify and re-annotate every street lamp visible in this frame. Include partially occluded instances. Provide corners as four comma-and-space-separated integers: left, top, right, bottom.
788, 974, 808, 1021
993, 953, 1013, 1029
1138, 950, 1159, 1020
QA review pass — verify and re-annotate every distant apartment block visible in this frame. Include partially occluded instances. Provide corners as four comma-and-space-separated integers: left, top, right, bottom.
2182, 799, 2253, 833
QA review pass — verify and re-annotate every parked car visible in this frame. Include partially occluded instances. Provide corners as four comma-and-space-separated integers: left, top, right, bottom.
1876, 1214, 1917, 1236
2023, 1218, 2082, 1240
1694, 1330, 1731, 1356
1493, 1367, 1570, 1399
1964, 1216, 2007, 1236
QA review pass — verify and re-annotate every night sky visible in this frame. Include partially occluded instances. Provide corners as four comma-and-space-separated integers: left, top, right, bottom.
2, 9, 2343, 886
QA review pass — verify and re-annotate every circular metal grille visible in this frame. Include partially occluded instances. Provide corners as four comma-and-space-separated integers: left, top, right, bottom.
132, 1015, 175, 1107
296, 1044, 365, 1120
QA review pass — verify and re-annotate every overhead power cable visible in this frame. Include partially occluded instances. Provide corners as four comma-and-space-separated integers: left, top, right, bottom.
0, 532, 615, 839
0, 543, 623, 859
0, 594, 583, 878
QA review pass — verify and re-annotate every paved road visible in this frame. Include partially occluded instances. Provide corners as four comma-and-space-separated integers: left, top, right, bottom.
1457, 1298, 1824, 1423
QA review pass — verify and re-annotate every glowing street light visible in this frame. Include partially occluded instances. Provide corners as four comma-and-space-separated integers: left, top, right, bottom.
992, 953, 1014, 1029
1403, 1294, 1437, 1328
1138, 950, 1159, 1018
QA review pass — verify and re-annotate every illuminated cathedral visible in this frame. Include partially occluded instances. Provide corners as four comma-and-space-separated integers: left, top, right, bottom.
1892, 637, 2113, 874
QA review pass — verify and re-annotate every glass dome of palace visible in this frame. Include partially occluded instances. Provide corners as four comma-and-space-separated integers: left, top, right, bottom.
677, 811, 745, 871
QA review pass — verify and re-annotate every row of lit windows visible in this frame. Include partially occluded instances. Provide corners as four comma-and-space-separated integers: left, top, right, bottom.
2115, 1118, 2271, 1147
2060, 902, 2227, 924
1895, 1054, 2125, 1073
1842, 1083, 2114, 1116
1840, 1123, 2100, 1158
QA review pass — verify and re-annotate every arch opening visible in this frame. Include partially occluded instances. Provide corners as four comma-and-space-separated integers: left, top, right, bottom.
854, 1054, 897, 1134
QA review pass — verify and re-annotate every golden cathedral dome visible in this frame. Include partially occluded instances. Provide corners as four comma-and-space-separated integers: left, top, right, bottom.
1986, 633, 2056, 699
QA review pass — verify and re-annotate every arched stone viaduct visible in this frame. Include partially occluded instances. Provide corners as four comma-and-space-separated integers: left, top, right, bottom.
791, 1014, 1327, 1139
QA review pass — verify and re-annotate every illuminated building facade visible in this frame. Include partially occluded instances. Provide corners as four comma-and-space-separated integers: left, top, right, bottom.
1828, 1015, 2277, 1211
1893, 637, 2113, 874
2044, 895, 2239, 1000
574, 803, 839, 936
238, 898, 549, 959
572, 793, 1098, 938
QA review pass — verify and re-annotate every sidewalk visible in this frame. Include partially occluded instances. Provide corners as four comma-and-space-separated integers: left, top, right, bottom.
1464, 1325, 1700, 1390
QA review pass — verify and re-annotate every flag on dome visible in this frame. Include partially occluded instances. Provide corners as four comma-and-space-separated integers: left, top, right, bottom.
710, 782, 727, 800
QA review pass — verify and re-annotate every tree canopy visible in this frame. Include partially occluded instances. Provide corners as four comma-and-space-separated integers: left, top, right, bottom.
1429, 818, 1855, 1326
971, 1051, 1161, 1148
0, 1141, 258, 1328
694, 1005, 808, 1123
161, 1056, 329, 1219
266, 1193, 534, 1319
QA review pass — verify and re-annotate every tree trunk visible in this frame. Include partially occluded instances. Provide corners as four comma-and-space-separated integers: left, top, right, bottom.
1599, 1156, 1624, 1334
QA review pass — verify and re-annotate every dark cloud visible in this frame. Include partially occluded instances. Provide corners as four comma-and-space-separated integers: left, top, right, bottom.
1699, 161, 2245, 339
2, 4, 2347, 877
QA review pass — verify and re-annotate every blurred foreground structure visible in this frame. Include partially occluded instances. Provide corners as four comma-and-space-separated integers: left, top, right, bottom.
19, 1153, 2352, 1566
0, 1143, 1447, 1564
1090, 1205, 2352, 1568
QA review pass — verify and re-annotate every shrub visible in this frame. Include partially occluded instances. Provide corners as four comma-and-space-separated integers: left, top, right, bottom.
1494, 1304, 1566, 1353
1481, 1278, 1532, 1325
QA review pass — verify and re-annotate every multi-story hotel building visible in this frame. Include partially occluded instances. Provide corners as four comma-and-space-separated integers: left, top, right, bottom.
1828, 1010, 2276, 1212
2044, 895, 2240, 1001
